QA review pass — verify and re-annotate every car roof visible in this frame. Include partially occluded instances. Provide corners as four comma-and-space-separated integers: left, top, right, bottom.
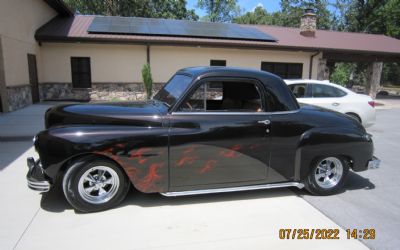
284, 79, 352, 93
177, 66, 280, 80
175, 66, 300, 111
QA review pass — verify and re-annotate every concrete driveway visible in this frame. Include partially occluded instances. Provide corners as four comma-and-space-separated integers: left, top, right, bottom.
0, 141, 366, 250
1, 102, 398, 250
296, 108, 400, 250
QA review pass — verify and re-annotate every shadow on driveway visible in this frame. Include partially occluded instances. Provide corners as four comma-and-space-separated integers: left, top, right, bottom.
0, 141, 33, 171
40, 183, 298, 214
295, 171, 375, 197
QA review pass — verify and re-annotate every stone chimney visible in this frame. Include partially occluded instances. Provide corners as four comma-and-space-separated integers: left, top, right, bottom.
300, 8, 317, 37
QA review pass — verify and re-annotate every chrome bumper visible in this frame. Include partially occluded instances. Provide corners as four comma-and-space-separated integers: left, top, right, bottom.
368, 156, 380, 169
28, 180, 50, 192
27, 157, 50, 192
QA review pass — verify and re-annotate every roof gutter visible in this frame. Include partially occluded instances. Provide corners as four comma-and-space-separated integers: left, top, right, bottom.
309, 51, 321, 79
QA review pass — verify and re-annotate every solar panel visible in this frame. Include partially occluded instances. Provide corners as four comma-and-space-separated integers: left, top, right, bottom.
88, 16, 277, 42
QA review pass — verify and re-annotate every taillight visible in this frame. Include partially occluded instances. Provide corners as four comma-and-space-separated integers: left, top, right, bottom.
368, 101, 375, 108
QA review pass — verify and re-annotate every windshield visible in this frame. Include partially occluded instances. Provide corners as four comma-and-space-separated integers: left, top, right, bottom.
153, 74, 192, 108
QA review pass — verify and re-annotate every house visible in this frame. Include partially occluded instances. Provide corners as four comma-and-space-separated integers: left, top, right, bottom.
0, 0, 399, 112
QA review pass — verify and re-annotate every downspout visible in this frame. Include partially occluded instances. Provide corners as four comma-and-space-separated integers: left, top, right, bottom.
309, 51, 321, 79
146, 44, 150, 65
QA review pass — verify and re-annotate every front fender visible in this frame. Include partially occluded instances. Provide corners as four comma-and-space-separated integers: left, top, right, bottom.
35, 125, 169, 193
295, 126, 373, 180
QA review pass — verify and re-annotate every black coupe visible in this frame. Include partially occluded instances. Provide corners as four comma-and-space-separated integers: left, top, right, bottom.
27, 67, 379, 212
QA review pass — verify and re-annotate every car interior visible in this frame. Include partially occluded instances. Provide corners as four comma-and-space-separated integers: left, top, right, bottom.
180, 81, 263, 112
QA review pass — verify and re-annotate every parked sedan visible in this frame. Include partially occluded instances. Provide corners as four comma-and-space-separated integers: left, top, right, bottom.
27, 67, 379, 212
285, 80, 376, 127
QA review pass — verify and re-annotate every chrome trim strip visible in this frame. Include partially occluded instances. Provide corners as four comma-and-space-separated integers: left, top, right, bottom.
27, 180, 50, 192
160, 182, 304, 197
171, 110, 299, 116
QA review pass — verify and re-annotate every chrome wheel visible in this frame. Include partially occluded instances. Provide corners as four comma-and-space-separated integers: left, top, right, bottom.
314, 157, 343, 189
78, 166, 120, 204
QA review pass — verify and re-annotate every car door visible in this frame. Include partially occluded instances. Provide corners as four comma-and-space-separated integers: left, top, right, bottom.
168, 77, 271, 191
309, 83, 347, 112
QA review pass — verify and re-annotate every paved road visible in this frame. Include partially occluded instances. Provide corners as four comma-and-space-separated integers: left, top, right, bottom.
297, 108, 400, 250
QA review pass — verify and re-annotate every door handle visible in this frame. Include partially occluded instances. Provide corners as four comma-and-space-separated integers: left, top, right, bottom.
258, 119, 271, 125
332, 102, 340, 106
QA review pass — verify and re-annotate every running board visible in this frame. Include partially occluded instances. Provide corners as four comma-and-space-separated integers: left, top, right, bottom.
160, 182, 304, 197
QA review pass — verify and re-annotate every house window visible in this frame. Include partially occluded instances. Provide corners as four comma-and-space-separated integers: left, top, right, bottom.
210, 60, 226, 66
71, 57, 91, 88
261, 62, 303, 79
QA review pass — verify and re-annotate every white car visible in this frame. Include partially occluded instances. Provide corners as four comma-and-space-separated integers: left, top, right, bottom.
285, 79, 376, 127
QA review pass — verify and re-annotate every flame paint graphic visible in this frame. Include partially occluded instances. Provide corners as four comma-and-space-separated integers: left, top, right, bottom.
95, 144, 166, 192
177, 156, 197, 167
219, 144, 242, 158
130, 148, 151, 164
136, 163, 164, 191
199, 160, 217, 174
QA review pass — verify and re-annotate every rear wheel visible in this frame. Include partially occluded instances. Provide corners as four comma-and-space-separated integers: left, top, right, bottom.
304, 156, 349, 195
62, 156, 130, 212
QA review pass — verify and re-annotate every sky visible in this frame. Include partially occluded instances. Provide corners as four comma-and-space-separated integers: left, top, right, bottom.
186, 0, 282, 17
186, 0, 338, 17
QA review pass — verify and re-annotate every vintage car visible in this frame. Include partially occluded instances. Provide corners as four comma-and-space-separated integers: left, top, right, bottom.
27, 67, 380, 212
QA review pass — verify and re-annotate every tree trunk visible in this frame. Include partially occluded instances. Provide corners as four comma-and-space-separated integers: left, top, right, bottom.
366, 62, 383, 99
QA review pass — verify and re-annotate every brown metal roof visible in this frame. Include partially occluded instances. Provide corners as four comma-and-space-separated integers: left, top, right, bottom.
35, 15, 400, 57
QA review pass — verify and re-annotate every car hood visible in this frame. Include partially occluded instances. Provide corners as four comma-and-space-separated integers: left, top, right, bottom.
44, 100, 169, 129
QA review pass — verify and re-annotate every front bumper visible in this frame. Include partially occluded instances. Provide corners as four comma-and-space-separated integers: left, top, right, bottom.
27, 157, 50, 192
367, 156, 380, 169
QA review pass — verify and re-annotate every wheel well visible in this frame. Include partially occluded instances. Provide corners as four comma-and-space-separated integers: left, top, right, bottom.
58, 153, 130, 184
302, 154, 354, 180
345, 112, 362, 123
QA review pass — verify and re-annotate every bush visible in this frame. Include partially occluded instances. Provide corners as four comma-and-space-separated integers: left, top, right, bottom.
330, 63, 354, 86
141, 63, 153, 99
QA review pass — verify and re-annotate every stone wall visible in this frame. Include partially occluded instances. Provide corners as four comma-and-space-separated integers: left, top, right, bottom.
39, 82, 164, 102
6, 85, 32, 111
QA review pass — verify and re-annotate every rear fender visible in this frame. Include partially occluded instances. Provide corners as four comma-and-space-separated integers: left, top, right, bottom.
295, 127, 372, 180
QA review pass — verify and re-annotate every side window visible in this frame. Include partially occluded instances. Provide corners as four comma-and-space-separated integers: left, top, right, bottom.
312, 84, 347, 98
179, 81, 263, 112
289, 84, 307, 98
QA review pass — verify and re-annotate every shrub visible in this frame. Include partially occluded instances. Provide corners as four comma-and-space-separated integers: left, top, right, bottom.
141, 63, 153, 99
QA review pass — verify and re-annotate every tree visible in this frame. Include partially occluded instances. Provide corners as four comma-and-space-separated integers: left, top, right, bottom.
197, 0, 240, 22
234, 0, 332, 29
234, 6, 273, 25
64, 0, 198, 20
332, 0, 400, 85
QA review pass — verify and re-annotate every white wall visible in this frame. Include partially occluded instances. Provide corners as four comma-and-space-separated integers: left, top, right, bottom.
40, 43, 147, 83
151, 46, 317, 82
0, 0, 56, 87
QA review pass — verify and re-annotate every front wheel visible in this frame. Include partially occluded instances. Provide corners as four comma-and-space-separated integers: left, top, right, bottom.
304, 156, 349, 195
62, 156, 130, 212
